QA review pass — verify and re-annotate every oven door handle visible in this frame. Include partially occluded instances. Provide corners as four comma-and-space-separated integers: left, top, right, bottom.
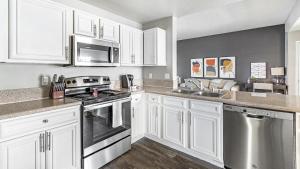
84, 102, 113, 112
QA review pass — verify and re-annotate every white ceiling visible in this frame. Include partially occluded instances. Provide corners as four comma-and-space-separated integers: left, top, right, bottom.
81, 0, 296, 40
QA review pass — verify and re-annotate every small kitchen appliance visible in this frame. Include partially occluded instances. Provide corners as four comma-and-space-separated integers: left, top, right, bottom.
64, 76, 131, 169
121, 74, 134, 89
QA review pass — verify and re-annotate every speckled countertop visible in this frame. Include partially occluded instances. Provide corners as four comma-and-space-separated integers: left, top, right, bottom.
0, 98, 81, 120
144, 87, 300, 113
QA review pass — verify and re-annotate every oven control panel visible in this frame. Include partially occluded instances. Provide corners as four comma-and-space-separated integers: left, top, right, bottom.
65, 76, 111, 88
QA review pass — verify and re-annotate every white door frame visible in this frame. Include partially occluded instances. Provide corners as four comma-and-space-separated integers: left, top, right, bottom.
296, 41, 300, 95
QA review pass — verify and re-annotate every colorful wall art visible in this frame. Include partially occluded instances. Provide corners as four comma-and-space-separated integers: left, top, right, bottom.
219, 56, 236, 78
191, 58, 203, 77
204, 57, 218, 78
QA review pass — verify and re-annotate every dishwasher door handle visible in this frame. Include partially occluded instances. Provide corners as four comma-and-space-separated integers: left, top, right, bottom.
245, 113, 265, 119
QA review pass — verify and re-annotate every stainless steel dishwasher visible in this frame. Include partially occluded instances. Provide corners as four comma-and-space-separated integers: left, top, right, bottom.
223, 104, 295, 169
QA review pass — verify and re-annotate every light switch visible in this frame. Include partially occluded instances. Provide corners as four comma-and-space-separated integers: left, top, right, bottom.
41, 75, 49, 86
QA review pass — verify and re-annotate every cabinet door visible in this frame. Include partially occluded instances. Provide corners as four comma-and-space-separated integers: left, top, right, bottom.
163, 106, 184, 146
120, 25, 133, 65
9, 0, 69, 64
189, 110, 222, 161
74, 11, 97, 38
0, 133, 44, 169
131, 94, 145, 143
133, 29, 144, 65
0, 0, 8, 62
46, 123, 80, 169
148, 103, 161, 138
100, 19, 120, 42
143, 28, 156, 65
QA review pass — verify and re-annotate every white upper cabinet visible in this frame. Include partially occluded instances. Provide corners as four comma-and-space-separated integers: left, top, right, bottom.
0, 0, 8, 62
120, 25, 143, 66
100, 19, 120, 42
144, 27, 166, 66
9, 0, 71, 64
74, 10, 98, 38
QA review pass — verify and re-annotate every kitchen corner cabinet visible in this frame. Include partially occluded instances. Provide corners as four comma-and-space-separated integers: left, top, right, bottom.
0, 106, 81, 169
74, 10, 98, 38
100, 19, 120, 42
131, 93, 145, 143
120, 25, 144, 66
0, 0, 8, 62
8, 0, 72, 64
143, 28, 166, 66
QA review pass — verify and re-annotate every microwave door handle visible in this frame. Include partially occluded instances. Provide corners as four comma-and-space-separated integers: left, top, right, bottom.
110, 46, 114, 63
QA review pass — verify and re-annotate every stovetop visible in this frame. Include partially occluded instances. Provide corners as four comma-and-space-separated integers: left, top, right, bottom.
69, 90, 131, 106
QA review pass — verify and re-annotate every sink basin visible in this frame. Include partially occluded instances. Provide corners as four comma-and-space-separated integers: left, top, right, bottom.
172, 89, 195, 94
192, 91, 223, 97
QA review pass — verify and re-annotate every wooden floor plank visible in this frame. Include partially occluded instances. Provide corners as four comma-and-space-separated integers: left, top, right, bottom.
102, 138, 221, 169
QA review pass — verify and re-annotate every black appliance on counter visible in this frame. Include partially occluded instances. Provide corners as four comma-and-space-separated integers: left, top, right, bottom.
121, 74, 134, 88
64, 76, 131, 169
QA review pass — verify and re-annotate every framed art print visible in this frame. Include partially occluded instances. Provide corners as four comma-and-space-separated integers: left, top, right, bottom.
251, 62, 267, 79
219, 56, 236, 78
204, 57, 218, 78
191, 58, 203, 77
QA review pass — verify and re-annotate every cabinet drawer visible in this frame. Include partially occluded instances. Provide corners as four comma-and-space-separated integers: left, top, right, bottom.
0, 107, 79, 141
148, 94, 161, 103
190, 100, 222, 115
163, 96, 187, 109
132, 94, 143, 103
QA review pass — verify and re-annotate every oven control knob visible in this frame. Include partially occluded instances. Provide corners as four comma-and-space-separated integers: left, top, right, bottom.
72, 80, 77, 84
66, 80, 71, 84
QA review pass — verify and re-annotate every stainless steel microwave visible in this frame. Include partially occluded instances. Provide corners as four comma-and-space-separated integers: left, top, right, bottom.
72, 36, 120, 67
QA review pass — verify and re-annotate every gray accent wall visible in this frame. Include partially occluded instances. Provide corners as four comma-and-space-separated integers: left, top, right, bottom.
177, 25, 285, 83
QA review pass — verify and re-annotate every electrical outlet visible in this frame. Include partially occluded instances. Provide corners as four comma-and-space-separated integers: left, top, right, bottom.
149, 73, 153, 79
164, 73, 170, 79
41, 75, 49, 86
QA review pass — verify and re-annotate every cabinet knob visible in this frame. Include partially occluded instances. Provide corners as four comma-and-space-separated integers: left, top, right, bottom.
42, 119, 49, 123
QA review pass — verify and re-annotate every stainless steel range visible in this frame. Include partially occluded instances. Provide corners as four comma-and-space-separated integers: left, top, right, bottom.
65, 76, 131, 169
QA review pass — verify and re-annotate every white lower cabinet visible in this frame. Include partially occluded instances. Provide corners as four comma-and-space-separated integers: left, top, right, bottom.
147, 103, 161, 138
46, 123, 80, 169
189, 110, 223, 163
0, 132, 44, 169
145, 94, 223, 167
131, 93, 145, 143
162, 106, 184, 146
0, 106, 81, 169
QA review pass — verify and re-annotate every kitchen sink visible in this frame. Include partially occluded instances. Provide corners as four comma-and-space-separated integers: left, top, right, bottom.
192, 91, 222, 97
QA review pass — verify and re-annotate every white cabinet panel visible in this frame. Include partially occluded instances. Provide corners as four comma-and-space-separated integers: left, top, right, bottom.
9, 0, 70, 64
120, 25, 143, 66
46, 123, 80, 169
189, 110, 222, 162
100, 19, 120, 42
0, 132, 44, 169
0, 0, 8, 62
148, 103, 161, 138
131, 94, 145, 143
74, 10, 97, 38
163, 106, 184, 146
144, 28, 166, 66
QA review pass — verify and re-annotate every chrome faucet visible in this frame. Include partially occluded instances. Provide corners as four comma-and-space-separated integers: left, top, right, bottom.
187, 79, 203, 90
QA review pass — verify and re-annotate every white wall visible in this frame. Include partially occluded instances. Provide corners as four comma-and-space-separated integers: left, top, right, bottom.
287, 31, 300, 95
286, 0, 300, 32
142, 17, 177, 82
0, 0, 143, 90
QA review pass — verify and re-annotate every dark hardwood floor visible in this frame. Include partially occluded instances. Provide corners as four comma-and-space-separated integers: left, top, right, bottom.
102, 138, 222, 169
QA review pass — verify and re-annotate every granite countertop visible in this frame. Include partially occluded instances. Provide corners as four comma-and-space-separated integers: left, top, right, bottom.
145, 87, 300, 113
0, 98, 82, 120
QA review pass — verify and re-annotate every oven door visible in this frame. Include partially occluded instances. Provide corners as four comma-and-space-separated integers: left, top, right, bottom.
73, 36, 120, 67
82, 98, 131, 157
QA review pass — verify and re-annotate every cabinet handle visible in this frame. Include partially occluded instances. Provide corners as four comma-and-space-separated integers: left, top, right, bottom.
181, 111, 184, 125
93, 24, 97, 37
188, 111, 192, 126
65, 46, 69, 60
46, 132, 51, 151
132, 107, 135, 118
42, 119, 48, 123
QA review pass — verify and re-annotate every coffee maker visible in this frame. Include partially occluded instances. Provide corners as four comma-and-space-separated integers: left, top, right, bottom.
121, 74, 134, 88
